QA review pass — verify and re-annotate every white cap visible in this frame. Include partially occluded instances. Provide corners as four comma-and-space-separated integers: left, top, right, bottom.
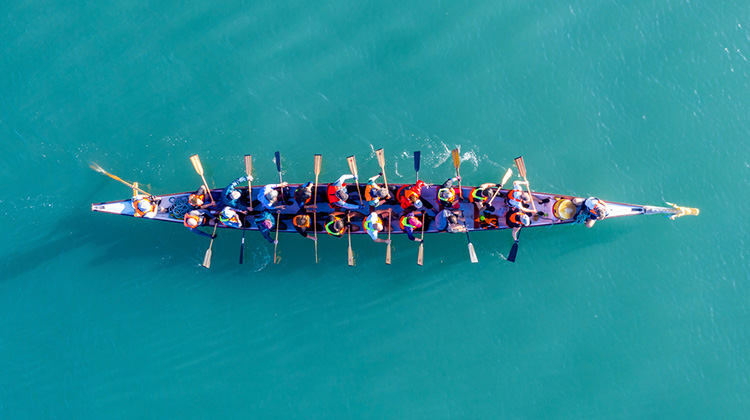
222, 207, 236, 219
414, 199, 423, 209
137, 200, 152, 212
520, 214, 531, 226
186, 217, 199, 227
266, 189, 278, 201
230, 190, 241, 200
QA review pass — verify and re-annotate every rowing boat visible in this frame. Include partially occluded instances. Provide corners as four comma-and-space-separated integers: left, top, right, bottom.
91, 183, 699, 234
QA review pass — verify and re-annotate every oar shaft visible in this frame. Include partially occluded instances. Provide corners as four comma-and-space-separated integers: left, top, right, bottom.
91, 164, 152, 196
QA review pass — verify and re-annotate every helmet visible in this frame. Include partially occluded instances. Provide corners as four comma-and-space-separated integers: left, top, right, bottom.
520, 214, 531, 226
221, 207, 236, 219
229, 190, 241, 200
265, 189, 278, 202
335, 189, 349, 201
413, 199, 423, 209
137, 200, 152, 213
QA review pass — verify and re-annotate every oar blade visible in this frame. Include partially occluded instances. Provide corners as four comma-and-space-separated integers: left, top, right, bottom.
417, 243, 424, 266
314, 154, 322, 175
386, 243, 392, 265
507, 242, 519, 263
239, 230, 245, 265
346, 155, 357, 176
202, 248, 212, 268
452, 148, 460, 170
348, 247, 355, 266
190, 154, 204, 175
468, 243, 478, 263
514, 156, 526, 179
501, 168, 513, 187
244, 155, 252, 177
414, 151, 421, 173
375, 148, 385, 168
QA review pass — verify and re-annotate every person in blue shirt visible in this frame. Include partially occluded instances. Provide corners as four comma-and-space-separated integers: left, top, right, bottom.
222, 175, 253, 210
254, 210, 278, 244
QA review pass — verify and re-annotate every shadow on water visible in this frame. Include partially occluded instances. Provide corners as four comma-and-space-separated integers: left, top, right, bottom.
1, 186, 197, 281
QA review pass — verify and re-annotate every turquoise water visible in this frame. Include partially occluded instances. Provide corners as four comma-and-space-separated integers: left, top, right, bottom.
2, 0, 749, 418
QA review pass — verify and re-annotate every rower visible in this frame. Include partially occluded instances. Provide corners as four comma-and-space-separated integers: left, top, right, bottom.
222, 175, 253, 210
218, 206, 244, 229
254, 210, 278, 244
437, 176, 461, 209
469, 183, 498, 212
259, 181, 290, 210
435, 209, 468, 233
324, 212, 348, 237
327, 174, 362, 210
398, 211, 425, 242
294, 182, 314, 208
363, 210, 391, 244
505, 209, 531, 241
573, 197, 609, 228
132, 194, 161, 218
292, 208, 317, 241
507, 180, 541, 216
188, 186, 212, 209
363, 173, 392, 207
396, 180, 434, 214
183, 208, 217, 239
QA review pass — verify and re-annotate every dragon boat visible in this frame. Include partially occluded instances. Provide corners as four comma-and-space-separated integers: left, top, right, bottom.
90, 152, 699, 264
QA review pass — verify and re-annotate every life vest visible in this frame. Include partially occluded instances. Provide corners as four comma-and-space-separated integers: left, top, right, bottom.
470, 187, 487, 204
399, 215, 418, 231
507, 211, 524, 227
295, 187, 311, 206
219, 213, 241, 228
364, 184, 376, 202
324, 217, 345, 237
479, 213, 499, 229
189, 193, 205, 207
132, 198, 156, 217
327, 183, 345, 206
183, 212, 204, 228
397, 186, 420, 209
437, 187, 457, 205
364, 214, 382, 233
293, 214, 311, 229
587, 198, 607, 218
507, 186, 523, 206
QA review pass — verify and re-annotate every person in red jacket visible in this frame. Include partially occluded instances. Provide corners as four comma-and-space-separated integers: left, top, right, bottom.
396, 180, 435, 213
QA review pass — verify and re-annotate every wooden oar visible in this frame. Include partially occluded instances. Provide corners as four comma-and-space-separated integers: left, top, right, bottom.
90, 163, 152, 196
346, 155, 364, 206
347, 212, 354, 266
240, 155, 252, 264
274, 151, 283, 264
202, 223, 219, 268
414, 151, 421, 183
507, 230, 520, 263
417, 211, 426, 266
451, 148, 463, 199
375, 148, 388, 189
313, 154, 322, 263
487, 168, 513, 207
189, 155, 215, 205
452, 149, 477, 262
514, 156, 536, 212
386, 210, 392, 265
